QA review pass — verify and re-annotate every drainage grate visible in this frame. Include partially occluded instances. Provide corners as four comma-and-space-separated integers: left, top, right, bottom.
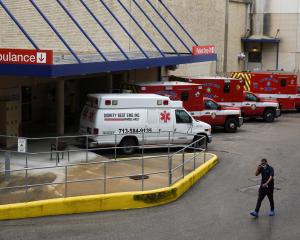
129, 175, 150, 180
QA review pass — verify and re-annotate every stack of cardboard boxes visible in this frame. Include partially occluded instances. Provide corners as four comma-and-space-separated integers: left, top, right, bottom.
0, 101, 21, 148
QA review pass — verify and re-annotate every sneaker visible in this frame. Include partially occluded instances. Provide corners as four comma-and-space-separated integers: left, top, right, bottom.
250, 211, 259, 217
269, 210, 275, 216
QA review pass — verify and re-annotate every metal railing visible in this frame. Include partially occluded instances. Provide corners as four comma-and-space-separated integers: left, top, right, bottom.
0, 132, 207, 205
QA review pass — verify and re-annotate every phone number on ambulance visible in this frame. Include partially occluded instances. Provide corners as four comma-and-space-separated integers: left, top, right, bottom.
118, 128, 152, 134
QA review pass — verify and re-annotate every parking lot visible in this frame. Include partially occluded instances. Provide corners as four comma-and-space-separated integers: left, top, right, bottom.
0, 113, 299, 240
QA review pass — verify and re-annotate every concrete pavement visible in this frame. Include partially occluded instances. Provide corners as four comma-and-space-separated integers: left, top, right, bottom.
0, 113, 299, 240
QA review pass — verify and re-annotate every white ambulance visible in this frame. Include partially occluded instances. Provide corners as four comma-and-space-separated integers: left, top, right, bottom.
79, 94, 212, 154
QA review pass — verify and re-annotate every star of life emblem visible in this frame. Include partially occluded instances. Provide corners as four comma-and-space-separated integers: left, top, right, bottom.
160, 111, 171, 123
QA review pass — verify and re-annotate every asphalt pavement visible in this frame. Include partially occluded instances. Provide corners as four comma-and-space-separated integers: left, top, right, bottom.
0, 113, 299, 240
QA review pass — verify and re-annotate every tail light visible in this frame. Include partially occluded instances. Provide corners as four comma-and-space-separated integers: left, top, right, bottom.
93, 128, 99, 135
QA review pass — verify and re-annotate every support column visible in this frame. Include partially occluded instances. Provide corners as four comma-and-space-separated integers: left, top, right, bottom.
108, 74, 113, 93
223, 0, 229, 73
56, 80, 64, 135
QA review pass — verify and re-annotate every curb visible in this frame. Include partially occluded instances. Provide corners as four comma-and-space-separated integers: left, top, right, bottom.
0, 154, 218, 220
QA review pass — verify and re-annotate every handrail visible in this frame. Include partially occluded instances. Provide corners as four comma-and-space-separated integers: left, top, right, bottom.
0, 131, 207, 205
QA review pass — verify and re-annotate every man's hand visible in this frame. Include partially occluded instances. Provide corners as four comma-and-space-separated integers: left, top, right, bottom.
262, 183, 268, 188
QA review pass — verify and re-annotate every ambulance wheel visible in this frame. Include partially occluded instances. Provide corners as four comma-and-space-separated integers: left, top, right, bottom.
224, 118, 238, 133
263, 109, 275, 123
119, 137, 138, 155
193, 135, 207, 150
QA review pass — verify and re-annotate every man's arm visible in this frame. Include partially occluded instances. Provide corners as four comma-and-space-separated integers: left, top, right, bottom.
263, 176, 273, 187
263, 167, 274, 187
255, 165, 261, 176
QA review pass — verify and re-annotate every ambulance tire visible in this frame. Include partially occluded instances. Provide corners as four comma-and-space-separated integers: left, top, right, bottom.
193, 134, 207, 151
224, 118, 238, 133
119, 137, 138, 155
263, 109, 275, 123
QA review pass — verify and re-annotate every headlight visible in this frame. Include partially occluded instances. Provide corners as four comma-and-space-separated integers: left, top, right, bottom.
205, 128, 212, 134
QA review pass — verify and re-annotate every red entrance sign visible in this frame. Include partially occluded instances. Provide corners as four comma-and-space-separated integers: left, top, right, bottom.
0, 49, 53, 65
192, 45, 215, 55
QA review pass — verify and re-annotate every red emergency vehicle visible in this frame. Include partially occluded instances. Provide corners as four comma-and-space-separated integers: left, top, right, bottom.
231, 72, 300, 111
124, 81, 243, 133
173, 76, 281, 122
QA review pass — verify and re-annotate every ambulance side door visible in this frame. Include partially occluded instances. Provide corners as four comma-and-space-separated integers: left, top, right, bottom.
243, 92, 263, 116
145, 109, 158, 144
157, 109, 174, 144
173, 109, 194, 144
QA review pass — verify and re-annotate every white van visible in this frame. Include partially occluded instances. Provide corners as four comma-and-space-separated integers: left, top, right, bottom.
79, 94, 212, 154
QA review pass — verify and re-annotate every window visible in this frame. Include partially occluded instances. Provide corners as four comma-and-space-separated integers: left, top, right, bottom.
224, 82, 230, 93
245, 92, 258, 102
181, 91, 189, 101
280, 79, 287, 87
204, 100, 219, 110
175, 110, 192, 124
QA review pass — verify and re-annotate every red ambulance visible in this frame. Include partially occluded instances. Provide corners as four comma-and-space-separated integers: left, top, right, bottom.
124, 81, 243, 133
174, 76, 281, 122
231, 72, 300, 111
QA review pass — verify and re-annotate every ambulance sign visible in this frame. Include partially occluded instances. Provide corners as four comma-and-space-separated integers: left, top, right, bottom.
0, 49, 53, 65
192, 45, 215, 55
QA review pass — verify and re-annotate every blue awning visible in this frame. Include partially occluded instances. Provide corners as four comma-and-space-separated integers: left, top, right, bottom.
0, 0, 216, 78
242, 35, 280, 43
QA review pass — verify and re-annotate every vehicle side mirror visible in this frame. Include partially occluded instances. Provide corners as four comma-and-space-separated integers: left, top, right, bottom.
257, 98, 260, 102
189, 116, 193, 124
218, 105, 222, 110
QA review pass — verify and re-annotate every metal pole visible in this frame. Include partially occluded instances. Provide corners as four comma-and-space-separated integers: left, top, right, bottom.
25, 153, 28, 202
276, 42, 279, 70
56, 137, 58, 166
182, 150, 185, 178
114, 134, 117, 161
64, 165, 67, 197
4, 151, 10, 181
85, 136, 88, 163
223, 0, 229, 74
141, 133, 145, 191
168, 131, 172, 186
168, 131, 170, 156
193, 143, 196, 170
103, 161, 107, 194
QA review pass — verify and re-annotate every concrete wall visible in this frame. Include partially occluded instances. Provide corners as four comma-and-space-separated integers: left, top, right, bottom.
227, 1, 248, 72
253, 0, 300, 72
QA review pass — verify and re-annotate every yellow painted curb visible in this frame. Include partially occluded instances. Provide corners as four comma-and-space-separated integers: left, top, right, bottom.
0, 154, 218, 221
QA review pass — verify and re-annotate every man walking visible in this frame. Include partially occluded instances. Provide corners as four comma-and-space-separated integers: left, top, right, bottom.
250, 158, 275, 217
